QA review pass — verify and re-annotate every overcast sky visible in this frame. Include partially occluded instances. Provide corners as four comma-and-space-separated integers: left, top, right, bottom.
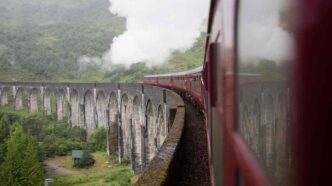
104, 0, 210, 67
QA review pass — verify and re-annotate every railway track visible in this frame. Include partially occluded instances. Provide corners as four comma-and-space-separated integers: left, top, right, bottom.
173, 100, 211, 186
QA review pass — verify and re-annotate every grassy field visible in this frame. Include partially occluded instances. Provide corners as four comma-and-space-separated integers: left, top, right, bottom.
48, 152, 139, 186
0, 107, 139, 185
49, 166, 138, 186
61, 152, 112, 173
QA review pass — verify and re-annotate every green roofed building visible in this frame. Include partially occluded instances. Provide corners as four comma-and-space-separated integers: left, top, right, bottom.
71, 150, 95, 168
72, 150, 84, 164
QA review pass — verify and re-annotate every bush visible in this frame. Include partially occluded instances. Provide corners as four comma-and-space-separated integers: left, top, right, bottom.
0, 109, 99, 162
88, 127, 107, 152
104, 168, 132, 185
0, 115, 10, 164
39, 135, 89, 159
0, 112, 21, 124
21, 114, 46, 140
46, 121, 70, 139
120, 158, 131, 166
70, 126, 87, 142
73, 151, 95, 168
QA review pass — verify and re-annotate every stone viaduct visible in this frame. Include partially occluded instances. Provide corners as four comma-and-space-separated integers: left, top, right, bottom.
0, 81, 290, 184
0, 82, 182, 173
238, 81, 291, 183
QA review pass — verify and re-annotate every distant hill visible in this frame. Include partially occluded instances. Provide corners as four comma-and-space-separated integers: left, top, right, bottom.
0, 0, 206, 83
0, 0, 125, 82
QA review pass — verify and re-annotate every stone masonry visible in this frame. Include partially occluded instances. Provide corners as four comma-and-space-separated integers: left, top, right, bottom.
0, 82, 179, 174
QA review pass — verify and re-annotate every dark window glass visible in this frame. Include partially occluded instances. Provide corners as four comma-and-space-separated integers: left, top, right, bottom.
237, 0, 294, 185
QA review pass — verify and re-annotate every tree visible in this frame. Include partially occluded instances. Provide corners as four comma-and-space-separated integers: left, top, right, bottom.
0, 125, 44, 186
0, 115, 10, 164
22, 115, 45, 140
0, 115, 10, 141
88, 127, 107, 152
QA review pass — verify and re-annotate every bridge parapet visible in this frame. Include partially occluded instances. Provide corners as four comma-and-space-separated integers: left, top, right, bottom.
135, 89, 185, 185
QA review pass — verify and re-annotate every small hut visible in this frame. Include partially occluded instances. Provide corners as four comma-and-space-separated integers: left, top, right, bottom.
71, 150, 95, 168
72, 150, 84, 165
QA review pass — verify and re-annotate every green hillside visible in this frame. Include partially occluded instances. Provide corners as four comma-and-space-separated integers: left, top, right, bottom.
0, 0, 125, 82
0, 0, 206, 83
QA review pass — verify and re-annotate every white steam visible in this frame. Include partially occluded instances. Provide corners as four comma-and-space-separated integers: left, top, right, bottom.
104, 0, 209, 67
78, 55, 102, 71
238, 0, 293, 63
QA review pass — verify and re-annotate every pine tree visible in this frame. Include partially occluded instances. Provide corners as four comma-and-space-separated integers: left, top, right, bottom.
0, 125, 44, 186
0, 115, 10, 164
0, 114, 10, 142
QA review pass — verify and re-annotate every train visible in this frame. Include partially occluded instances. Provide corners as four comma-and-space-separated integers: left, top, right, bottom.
144, 0, 332, 185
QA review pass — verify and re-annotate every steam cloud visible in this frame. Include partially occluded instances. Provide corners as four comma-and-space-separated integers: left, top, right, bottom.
238, 0, 293, 63
78, 55, 103, 71
104, 0, 209, 67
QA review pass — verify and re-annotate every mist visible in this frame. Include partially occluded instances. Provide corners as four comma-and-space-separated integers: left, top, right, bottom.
104, 0, 210, 67
238, 0, 293, 63
78, 56, 103, 71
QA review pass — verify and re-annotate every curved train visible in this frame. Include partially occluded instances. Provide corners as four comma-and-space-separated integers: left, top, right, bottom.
144, 0, 332, 185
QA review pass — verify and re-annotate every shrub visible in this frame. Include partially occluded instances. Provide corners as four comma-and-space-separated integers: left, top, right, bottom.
0, 115, 10, 164
120, 158, 131, 166
39, 135, 89, 159
88, 127, 107, 152
70, 126, 87, 142
21, 114, 46, 140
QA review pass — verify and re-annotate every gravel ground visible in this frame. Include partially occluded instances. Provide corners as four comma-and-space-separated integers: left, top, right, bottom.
44, 159, 81, 177
174, 100, 211, 186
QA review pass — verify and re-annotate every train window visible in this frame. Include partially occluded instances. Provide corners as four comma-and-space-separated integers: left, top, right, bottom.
237, 0, 294, 185
210, 42, 222, 106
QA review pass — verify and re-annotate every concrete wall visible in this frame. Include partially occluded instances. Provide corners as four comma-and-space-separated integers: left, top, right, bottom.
0, 88, 9, 106
120, 94, 131, 160
70, 90, 80, 128
84, 90, 95, 131
96, 91, 107, 128
43, 89, 52, 115
15, 88, 24, 111
132, 96, 142, 172
156, 105, 166, 149
108, 92, 118, 156
29, 88, 40, 113
56, 89, 66, 120
145, 100, 156, 163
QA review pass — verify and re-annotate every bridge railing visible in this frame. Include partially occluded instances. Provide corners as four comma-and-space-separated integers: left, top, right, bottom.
135, 89, 185, 185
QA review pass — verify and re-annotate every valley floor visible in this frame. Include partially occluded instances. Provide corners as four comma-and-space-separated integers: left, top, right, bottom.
44, 152, 138, 186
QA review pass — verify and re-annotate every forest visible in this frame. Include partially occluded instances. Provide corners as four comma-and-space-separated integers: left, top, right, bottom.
0, 107, 136, 185
0, 0, 125, 82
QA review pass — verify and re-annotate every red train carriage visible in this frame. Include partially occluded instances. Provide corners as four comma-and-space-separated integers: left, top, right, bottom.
145, 0, 332, 185
144, 67, 204, 107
